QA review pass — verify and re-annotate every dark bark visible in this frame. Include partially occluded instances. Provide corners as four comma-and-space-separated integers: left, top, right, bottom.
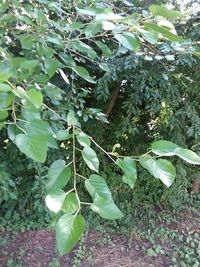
106, 85, 121, 117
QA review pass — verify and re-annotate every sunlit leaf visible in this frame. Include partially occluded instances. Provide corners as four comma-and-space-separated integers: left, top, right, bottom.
151, 140, 179, 156
85, 174, 112, 199
62, 192, 79, 214
77, 132, 91, 147
116, 157, 137, 188
115, 32, 140, 52
56, 129, 70, 141
151, 140, 200, 164
46, 160, 71, 193
82, 147, 99, 172
26, 89, 43, 109
0, 83, 12, 92
59, 69, 70, 84
139, 155, 176, 187
145, 23, 182, 42
44, 58, 59, 78
45, 189, 66, 213
67, 110, 78, 126
99, 63, 110, 72
56, 214, 85, 255
175, 147, 200, 165
149, 5, 183, 18
16, 133, 48, 163
84, 22, 102, 37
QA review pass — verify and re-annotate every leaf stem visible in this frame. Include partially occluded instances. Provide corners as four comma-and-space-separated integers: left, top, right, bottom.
72, 126, 81, 211
66, 161, 73, 168
89, 136, 116, 164
80, 201, 91, 206
43, 103, 68, 123
76, 173, 87, 180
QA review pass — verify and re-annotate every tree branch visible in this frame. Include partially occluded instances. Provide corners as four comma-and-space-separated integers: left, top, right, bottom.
105, 84, 121, 117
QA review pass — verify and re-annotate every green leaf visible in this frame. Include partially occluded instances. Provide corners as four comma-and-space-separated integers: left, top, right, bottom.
76, 8, 96, 16
95, 112, 109, 123
0, 122, 5, 130
0, 110, 8, 121
46, 160, 71, 193
85, 174, 112, 199
150, 5, 183, 18
77, 132, 91, 147
91, 195, 123, 220
84, 22, 102, 37
95, 12, 124, 21
73, 66, 96, 84
116, 157, 137, 188
25, 119, 47, 134
34, 74, 49, 84
158, 20, 176, 30
56, 214, 85, 256
175, 147, 200, 165
139, 30, 159, 44
0, 92, 14, 109
44, 58, 59, 78
72, 41, 97, 59
114, 32, 140, 52
151, 140, 179, 156
81, 147, 99, 172
67, 22, 84, 31
151, 140, 200, 165
139, 155, 176, 187
99, 63, 110, 72
20, 60, 39, 69
16, 133, 48, 163
85, 174, 123, 219
45, 189, 66, 213
0, 62, 13, 81
22, 106, 41, 122
67, 110, 78, 126
59, 69, 70, 84
43, 84, 63, 101
19, 35, 33, 49
47, 35, 62, 46
0, 82, 12, 92
95, 41, 112, 57
144, 23, 182, 42
56, 129, 70, 141
62, 192, 79, 214
7, 124, 22, 143
59, 53, 76, 68
24, 119, 57, 148
192, 46, 200, 58
26, 89, 43, 109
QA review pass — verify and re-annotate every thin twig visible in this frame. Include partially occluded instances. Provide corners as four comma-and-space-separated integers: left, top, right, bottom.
77, 173, 87, 180
72, 126, 81, 214
80, 201, 91, 205
89, 136, 116, 164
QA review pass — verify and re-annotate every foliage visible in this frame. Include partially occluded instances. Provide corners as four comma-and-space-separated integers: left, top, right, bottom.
0, 0, 200, 255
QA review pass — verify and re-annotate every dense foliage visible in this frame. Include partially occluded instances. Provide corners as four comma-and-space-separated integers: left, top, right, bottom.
0, 0, 200, 255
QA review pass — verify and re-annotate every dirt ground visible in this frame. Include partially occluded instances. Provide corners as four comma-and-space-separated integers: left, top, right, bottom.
1, 208, 200, 267
0, 229, 157, 267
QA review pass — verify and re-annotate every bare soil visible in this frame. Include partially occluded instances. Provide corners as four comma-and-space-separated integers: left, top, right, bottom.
0, 229, 157, 267
1, 208, 200, 267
